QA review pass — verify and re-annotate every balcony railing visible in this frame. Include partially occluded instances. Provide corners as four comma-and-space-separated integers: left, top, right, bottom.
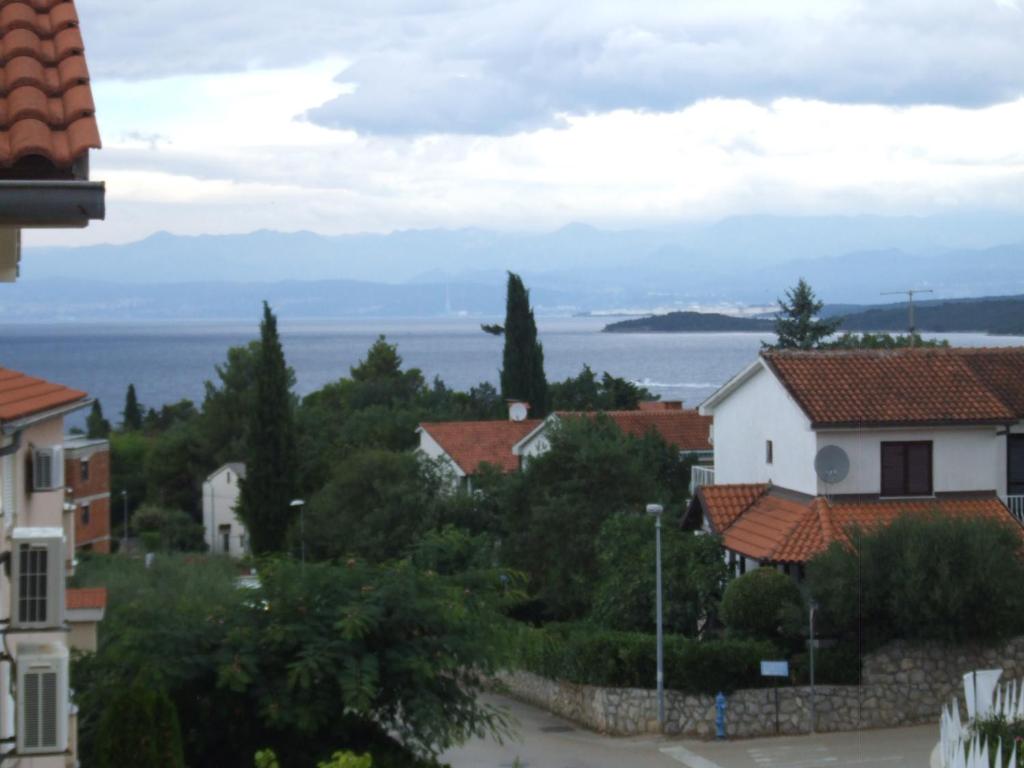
690, 465, 715, 495
1007, 495, 1024, 523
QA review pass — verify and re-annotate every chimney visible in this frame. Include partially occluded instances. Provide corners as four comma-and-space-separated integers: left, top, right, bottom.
638, 400, 683, 411
507, 400, 530, 422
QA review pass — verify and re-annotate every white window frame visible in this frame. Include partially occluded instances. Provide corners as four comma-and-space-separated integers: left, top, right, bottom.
15, 643, 69, 755
10, 529, 65, 630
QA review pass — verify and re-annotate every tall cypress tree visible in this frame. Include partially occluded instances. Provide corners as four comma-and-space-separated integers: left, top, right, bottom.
499, 272, 549, 416
86, 400, 111, 438
238, 301, 297, 555
122, 384, 143, 431
770, 278, 841, 350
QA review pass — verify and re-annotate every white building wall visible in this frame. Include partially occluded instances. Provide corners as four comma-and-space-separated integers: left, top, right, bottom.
816, 426, 1004, 496
710, 365, 818, 494
416, 430, 465, 490
202, 467, 247, 558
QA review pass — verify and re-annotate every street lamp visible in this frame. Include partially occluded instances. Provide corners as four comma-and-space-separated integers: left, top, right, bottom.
647, 503, 665, 727
809, 599, 819, 734
290, 499, 305, 563
120, 489, 128, 553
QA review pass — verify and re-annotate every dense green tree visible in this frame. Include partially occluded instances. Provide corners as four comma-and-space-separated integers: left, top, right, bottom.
820, 332, 950, 350
591, 513, 727, 635
238, 302, 298, 555
769, 278, 841, 350
499, 272, 549, 417
110, 431, 150, 528
94, 683, 185, 768
549, 365, 656, 411
122, 383, 143, 431
133, 504, 206, 552
144, 421, 205, 514
807, 513, 1024, 646
720, 568, 804, 644
86, 400, 111, 438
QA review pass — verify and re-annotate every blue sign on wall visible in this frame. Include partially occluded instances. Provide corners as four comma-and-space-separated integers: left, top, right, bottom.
760, 660, 789, 678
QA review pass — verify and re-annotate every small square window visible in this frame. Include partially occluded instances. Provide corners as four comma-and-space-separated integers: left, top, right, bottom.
81, 504, 90, 526
80, 459, 89, 481
766, 440, 774, 464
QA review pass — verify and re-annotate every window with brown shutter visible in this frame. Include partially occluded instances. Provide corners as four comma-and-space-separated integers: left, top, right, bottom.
881, 441, 932, 496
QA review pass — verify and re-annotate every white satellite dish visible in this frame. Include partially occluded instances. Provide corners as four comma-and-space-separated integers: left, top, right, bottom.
814, 445, 850, 485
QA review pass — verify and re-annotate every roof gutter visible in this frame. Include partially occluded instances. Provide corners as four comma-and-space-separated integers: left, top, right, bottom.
0, 180, 105, 227
1, 398, 93, 436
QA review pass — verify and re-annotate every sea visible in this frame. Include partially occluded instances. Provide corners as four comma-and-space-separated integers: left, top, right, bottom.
1, 317, 1021, 430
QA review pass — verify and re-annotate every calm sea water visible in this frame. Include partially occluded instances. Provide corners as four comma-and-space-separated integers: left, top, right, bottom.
0, 317, 1021, 430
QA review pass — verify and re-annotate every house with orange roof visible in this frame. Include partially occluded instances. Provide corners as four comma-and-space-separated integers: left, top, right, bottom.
0, 0, 104, 280
65, 586, 106, 653
0, 365, 93, 762
692, 348, 1024, 577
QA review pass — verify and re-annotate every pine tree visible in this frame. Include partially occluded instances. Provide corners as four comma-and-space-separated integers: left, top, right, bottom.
122, 383, 143, 431
499, 272, 549, 416
86, 400, 111, 438
770, 278, 841, 350
237, 301, 297, 555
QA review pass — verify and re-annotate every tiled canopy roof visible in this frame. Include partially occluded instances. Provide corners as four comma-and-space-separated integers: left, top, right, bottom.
0, 0, 100, 169
763, 348, 1024, 427
0, 365, 87, 422
697, 484, 1019, 564
420, 419, 542, 474
558, 409, 713, 451
66, 586, 106, 611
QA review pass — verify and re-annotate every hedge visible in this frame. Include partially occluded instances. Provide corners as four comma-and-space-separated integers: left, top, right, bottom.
516, 623, 777, 694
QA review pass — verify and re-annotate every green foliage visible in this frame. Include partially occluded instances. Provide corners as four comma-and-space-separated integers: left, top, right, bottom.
820, 332, 950, 349
94, 683, 185, 768
517, 623, 775, 694
122, 383, 143, 431
807, 513, 1024, 646
142, 398, 199, 434
318, 751, 373, 768
239, 301, 298, 555
133, 504, 205, 552
304, 449, 442, 562
500, 272, 549, 417
770, 278, 841, 350
972, 715, 1024, 768
144, 420, 205, 514
110, 430, 150, 524
254, 750, 281, 768
87, 400, 111, 438
591, 514, 727, 635
549, 364, 656, 411
789, 643, 863, 685
721, 569, 805, 643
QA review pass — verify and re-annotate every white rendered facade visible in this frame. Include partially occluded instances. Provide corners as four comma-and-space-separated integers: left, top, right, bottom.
202, 463, 248, 557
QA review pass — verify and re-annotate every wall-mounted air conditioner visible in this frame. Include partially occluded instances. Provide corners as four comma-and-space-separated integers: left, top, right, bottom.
10, 528, 65, 629
31, 447, 64, 491
15, 643, 69, 755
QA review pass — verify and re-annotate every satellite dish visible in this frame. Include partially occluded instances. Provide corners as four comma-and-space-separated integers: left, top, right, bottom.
815, 445, 850, 485
508, 402, 529, 422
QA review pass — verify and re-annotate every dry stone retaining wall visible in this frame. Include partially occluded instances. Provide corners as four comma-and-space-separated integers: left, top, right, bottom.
498, 636, 1024, 737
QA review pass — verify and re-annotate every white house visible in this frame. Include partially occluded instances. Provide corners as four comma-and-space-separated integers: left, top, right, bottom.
0, 365, 93, 764
691, 348, 1024, 576
202, 463, 248, 557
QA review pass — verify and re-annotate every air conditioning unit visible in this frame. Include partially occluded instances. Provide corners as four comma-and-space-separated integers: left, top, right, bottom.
31, 447, 64, 491
10, 529, 65, 629
15, 643, 69, 755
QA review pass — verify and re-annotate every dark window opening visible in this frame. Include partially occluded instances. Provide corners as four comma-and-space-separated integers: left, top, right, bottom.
81, 504, 90, 526
80, 459, 89, 482
766, 440, 774, 464
1008, 435, 1024, 495
881, 441, 933, 496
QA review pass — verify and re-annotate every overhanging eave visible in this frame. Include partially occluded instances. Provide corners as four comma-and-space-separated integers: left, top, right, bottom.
0, 180, 105, 227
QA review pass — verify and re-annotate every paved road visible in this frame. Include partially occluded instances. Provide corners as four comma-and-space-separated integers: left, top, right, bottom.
441, 695, 937, 768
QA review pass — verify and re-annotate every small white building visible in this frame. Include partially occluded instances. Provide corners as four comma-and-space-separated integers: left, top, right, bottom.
202, 463, 248, 557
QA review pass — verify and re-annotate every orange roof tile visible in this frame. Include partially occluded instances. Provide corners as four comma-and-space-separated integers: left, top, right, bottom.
699, 484, 1020, 564
420, 419, 542, 474
557, 409, 713, 451
66, 586, 106, 610
0, 365, 86, 421
763, 348, 1022, 427
0, 0, 99, 170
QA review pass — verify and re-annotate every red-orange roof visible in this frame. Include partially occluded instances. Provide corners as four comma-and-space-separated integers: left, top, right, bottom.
0, 0, 100, 170
558, 409, 713, 451
419, 419, 542, 474
0, 366, 87, 421
700, 484, 1019, 564
66, 586, 106, 610
763, 348, 1024, 427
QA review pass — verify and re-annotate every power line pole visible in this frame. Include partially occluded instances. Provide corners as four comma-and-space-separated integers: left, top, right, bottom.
880, 288, 934, 346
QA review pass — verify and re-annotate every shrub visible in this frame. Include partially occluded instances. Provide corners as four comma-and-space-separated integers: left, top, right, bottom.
517, 623, 775, 694
807, 513, 1024, 646
721, 568, 804, 642
94, 683, 184, 768
132, 504, 205, 552
789, 643, 863, 685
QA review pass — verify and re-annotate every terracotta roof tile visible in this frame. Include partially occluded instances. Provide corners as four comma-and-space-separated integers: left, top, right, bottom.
700, 484, 1020, 564
66, 586, 106, 610
557, 409, 713, 451
763, 348, 1021, 427
420, 419, 542, 474
0, 365, 87, 421
0, 0, 99, 169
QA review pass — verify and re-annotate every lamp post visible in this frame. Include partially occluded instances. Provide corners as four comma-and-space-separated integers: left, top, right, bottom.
290, 499, 305, 563
647, 503, 665, 727
809, 599, 818, 734
120, 489, 128, 553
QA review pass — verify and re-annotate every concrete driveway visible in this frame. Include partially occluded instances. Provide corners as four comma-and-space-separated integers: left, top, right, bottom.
441, 695, 937, 768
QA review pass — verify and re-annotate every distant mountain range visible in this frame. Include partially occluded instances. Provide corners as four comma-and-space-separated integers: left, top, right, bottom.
7, 213, 1024, 320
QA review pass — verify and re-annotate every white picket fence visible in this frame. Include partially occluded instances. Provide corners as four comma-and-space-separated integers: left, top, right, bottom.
940, 670, 1023, 768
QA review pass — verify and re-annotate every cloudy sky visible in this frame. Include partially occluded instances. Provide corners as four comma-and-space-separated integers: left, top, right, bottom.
33, 0, 1024, 246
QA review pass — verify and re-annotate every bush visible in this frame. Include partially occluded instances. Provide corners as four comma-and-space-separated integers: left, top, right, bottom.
807, 513, 1024, 646
789, 643, 863, 685
721, 568, 804, 643
94, 683, 184, 768
517, 623, 775, 694
132, 504, 205, 552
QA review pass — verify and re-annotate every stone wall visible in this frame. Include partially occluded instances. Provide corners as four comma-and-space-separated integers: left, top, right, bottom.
497, 635, 1024, 738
